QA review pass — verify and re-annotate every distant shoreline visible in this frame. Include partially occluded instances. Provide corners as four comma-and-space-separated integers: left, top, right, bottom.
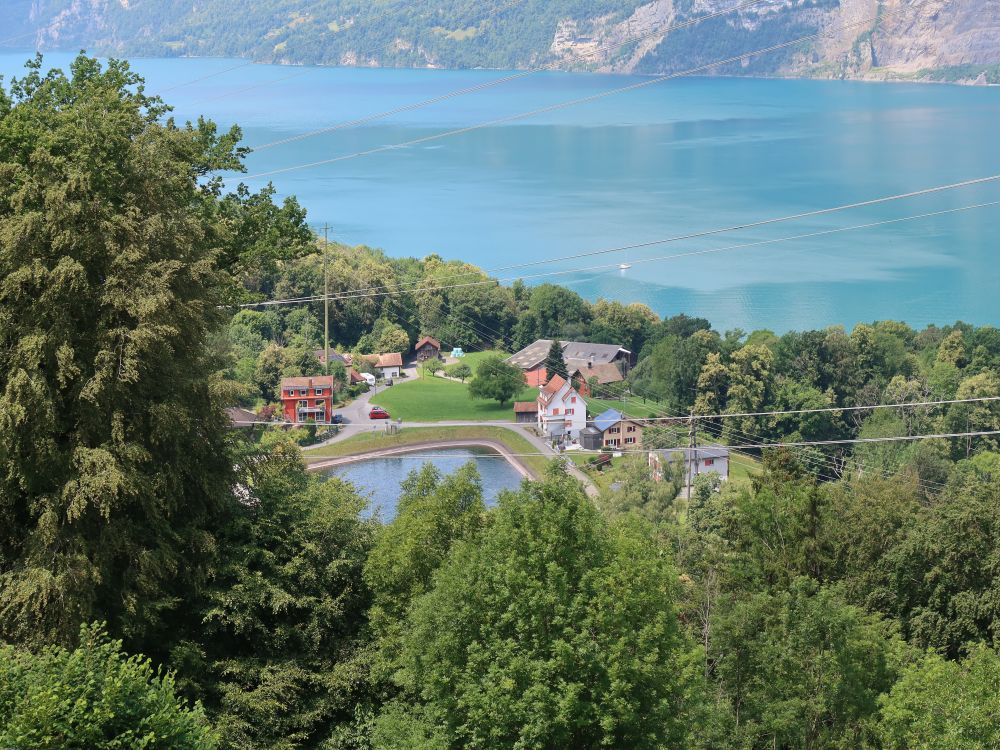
1, 46, 995, 88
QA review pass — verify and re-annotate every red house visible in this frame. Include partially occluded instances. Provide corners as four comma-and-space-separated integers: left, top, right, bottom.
280, 375, 337, 424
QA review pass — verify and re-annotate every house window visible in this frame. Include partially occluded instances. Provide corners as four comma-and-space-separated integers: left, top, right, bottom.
565, 408, 574, 415
608, 439, 620, 447
704, 458, 715, 466
314, 388, 324, 396
627, 425, 635, 432
625, 437, 635, 445
570, 396, 576, 403
298, 389, 307, 396
609, 427, 619, 434
552, 408, 560, 415
298, 400, 308, 409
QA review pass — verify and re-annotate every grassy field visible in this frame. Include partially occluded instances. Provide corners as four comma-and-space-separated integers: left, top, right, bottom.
304, 425, 551, 477
444, 350, 510, 376
584, 395, 668, 420
370, 374, 537, 422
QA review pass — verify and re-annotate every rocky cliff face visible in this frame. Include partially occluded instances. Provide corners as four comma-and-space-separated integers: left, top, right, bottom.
547, 0, 1000, 80
6, 0, 1000, 82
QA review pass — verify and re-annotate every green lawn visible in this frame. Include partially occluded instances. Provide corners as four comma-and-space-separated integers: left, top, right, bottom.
584, 396, 665, 420
370, 374, 536, 422
444, 350, 509, 377
304, 425, 550, 477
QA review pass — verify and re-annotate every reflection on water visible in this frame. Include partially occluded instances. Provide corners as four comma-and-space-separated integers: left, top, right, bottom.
325, 447, 524, 521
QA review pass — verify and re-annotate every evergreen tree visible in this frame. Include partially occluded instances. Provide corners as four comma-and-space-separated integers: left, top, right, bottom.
543, 339, 568, 382
0, 54, 243, 650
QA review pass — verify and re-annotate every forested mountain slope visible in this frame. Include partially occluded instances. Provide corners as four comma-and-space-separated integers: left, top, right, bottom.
4, 0, 1000, 82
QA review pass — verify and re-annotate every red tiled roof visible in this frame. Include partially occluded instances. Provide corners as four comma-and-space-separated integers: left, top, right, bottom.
415, 336, 440, 350
348, 368, 365, 384
514, 401, 539, 413
377, 352, 403, 368
541, 374, 567, 396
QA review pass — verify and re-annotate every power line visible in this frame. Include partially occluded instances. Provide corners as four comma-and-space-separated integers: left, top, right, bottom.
239, 429, 1000, 453
234, 397, 1000, 429
260, 196, 1000, 306
160, 61, 256, 93
235, 194, 1000, 308
247, 0, 775, 153
239, 3, 921, 180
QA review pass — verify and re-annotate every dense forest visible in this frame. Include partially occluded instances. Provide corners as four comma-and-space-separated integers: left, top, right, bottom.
4, 53, 1000, 749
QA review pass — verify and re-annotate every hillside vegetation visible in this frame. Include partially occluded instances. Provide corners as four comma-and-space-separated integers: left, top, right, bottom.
4, 0, 999, 81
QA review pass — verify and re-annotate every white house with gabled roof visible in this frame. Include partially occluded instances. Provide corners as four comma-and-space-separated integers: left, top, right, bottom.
536, 374, 586, 440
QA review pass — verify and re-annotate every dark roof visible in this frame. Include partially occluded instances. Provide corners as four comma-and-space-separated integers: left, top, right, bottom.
313, 349, 349, 364
514, 401, 539, 413
506, 339, 554, 369
571, 362, 624, 384
507, 339, 631, 370
657, 445, 730, 460
225, 407, 263, 426
561, 341, 631, 364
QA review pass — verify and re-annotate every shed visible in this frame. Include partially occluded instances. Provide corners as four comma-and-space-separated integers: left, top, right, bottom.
580, 427, 603, 451
513, 401, 539, 424
415, 336, 442, 361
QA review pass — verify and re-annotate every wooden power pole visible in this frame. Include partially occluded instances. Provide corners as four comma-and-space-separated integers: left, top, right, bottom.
687, 411, 698, 501
323, 224, 330, 376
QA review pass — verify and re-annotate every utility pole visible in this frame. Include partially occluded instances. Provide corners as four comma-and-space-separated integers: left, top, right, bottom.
323, 224, 330, 377
687, 410, 698, 501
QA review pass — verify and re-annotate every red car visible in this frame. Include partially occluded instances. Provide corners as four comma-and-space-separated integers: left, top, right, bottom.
369, 406, 390, 420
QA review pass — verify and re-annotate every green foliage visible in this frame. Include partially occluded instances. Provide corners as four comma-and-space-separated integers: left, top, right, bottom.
879, 645, 1000, 748
0, 53, 242, 649
195, 444, 376, 749
449, 362, 472, 382
711, 580, 898, 749
543, 338, 568, 382
364, 464, 486, 687
382, 465, 705, 748
0, 623, 217, 749
467, 353, 527, 407
600, 453, 682, 523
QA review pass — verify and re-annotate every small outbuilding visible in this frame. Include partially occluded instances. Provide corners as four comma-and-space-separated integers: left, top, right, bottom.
580, 427, 603, 451
513, 401, 539, 423
415, 336, 442, 362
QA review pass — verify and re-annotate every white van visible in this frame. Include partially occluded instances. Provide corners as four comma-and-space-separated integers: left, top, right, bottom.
361, 373, 376, 387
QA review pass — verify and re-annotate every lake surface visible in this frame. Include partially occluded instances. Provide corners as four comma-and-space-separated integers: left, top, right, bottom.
323, 447, 524, 521
3, 51, 999, 332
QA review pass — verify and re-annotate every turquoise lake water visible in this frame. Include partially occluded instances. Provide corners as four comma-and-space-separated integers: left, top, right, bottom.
3, 51, 999, 332
324, 448, 524, 521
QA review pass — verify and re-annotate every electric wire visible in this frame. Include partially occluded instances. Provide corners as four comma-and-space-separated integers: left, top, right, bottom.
247, 0, 776, 152
240, 2, 925, 180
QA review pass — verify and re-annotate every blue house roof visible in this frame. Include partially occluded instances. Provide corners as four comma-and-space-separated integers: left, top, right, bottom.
593, 408, 624, 433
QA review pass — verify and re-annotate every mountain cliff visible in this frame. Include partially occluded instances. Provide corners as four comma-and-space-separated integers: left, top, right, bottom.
3, 0, 999, 82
